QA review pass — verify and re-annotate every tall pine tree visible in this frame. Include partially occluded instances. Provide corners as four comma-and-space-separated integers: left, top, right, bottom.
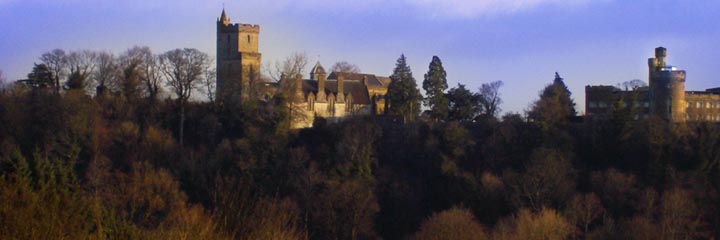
528, 72, 577, 124
386, 54, 421, 122
422, 56, 449, 121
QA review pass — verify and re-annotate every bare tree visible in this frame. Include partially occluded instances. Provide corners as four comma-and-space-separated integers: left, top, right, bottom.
118, 48, 144, 100
0, 69, 5, 88
330, 61, 361, 73
478, 80, 503, 118
264, 52, 311, 128
203, 64, 217, 103
93, 51, 120, 96
65, 50, 98, 93
159, 48, 210, 146
119, 46, 160, 101
140, 48, 162, 101
617, 79, 647, 91
565, 193, 605, 236
40, 49, 67, 95
413, 206, 488, 240
265, 52, 308, 82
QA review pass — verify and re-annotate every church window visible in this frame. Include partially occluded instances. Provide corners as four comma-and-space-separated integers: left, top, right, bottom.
247, 35, 251, 43
308, 96, 315, 111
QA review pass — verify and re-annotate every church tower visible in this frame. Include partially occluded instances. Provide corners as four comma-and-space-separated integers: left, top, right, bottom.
216, 8, 262, 103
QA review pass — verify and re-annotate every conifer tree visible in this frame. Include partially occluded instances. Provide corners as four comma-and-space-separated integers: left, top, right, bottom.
422, 56, 449, 121
386, 54, 422, 122
528, 72, 576, 124
447, 83, 481, 122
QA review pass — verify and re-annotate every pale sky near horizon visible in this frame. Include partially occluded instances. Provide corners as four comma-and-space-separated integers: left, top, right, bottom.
1, 0, 719, 114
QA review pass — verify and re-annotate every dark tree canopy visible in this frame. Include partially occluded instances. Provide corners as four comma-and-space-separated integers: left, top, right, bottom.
422, 56, 449, 121
386, 54, 422, 122
3, 46, 720, 240
446, 83, 481, 122
528, 72, 576, 124
26, 63, 54, 89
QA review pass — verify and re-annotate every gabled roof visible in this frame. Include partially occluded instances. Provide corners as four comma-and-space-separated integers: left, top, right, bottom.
301, 79, 372, 104
311, 62, 326, 75
327, 72, 387, 87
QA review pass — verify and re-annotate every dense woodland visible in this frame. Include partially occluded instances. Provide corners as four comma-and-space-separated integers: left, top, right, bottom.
1, 47, 720, 240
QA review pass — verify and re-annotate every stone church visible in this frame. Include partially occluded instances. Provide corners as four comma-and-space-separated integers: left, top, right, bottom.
215, 9, 389, 128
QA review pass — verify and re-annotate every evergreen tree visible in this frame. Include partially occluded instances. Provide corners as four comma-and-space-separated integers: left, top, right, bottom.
386, 54, 421, 122
422, 56, 449, 121
26, 63, 55, 89
528, 72, 576, 124
447, 83, 481, 122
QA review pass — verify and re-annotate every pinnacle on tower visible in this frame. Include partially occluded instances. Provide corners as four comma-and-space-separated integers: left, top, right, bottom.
220, 8, 230, 25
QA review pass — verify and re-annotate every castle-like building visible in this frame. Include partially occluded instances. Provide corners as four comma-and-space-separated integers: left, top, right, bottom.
215, 9, 389, 128
586, 47, 720, 122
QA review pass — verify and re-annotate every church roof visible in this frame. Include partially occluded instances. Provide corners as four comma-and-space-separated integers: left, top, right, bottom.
311, 62, 326, 75
302, 79, 372, 104
327, 72, 386, 87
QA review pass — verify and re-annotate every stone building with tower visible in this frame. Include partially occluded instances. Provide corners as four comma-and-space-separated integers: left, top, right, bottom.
215, 9, 389, 128
215, 9, 261, 102
586, 47, 720, 122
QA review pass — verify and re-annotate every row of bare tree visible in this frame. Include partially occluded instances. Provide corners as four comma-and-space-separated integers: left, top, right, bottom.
33, 48, 213, 102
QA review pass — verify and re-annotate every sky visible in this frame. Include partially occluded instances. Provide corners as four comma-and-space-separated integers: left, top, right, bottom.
1, 0, 719, 114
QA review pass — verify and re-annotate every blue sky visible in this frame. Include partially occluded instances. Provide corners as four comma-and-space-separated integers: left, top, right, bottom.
1, 0, 719, 114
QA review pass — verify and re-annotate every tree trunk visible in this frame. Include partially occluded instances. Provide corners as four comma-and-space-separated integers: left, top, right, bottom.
179, 101, 185, 147
55, 77, 60, 95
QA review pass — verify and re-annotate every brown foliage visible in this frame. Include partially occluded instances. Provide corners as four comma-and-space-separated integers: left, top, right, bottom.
506, 148, 576, 210
310, 179, 380, 239
493, 208, 576, 240
564, 193, 605, 236
412, 206, 487, 240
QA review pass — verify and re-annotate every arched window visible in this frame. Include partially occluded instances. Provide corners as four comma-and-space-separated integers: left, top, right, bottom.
346, 98, 351, 112
308, 95, 315, 111
328, 94, 335, 116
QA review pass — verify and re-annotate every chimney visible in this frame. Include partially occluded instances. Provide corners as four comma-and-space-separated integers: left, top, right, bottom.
294, 73, 303, 101
337, 73, 344, 102
318, 72, 326, 94
295, 73, 303, 91
363, 75, 369, 86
